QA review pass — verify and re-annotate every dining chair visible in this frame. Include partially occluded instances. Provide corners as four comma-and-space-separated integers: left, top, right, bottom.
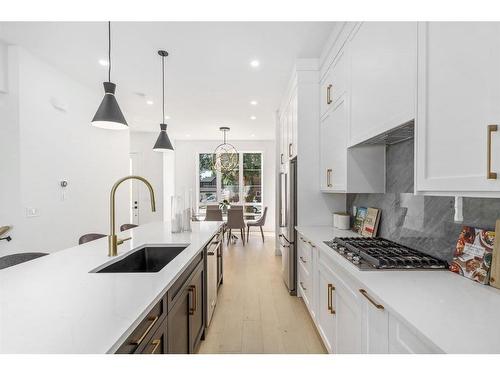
78, 233, 107, 245
226, 208, 246, 245
120, 223, 138, 232
205, 209, 223, 221
247, 206, 268, 243
0, 252, 48, 270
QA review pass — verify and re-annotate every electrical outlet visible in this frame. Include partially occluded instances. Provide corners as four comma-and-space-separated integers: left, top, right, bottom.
26, 208, 40, 218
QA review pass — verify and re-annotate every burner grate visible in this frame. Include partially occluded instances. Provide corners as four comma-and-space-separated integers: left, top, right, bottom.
325, 237, 448, 270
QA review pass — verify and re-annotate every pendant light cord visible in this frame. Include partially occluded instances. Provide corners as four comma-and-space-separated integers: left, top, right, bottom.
108, 21, 111, 82
162, 55, 165, 122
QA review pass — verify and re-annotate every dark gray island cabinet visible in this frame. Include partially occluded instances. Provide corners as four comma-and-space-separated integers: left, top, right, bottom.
115, 249, 207, 354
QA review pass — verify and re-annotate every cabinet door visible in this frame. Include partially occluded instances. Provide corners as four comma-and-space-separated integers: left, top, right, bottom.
416, 22, 500, 196
321, 46, 348, 117
316, 261, 337, 353
360, 289, 389, 353
280, 110, 288, 164
289, 91, 298, 158
333, 276, 362, 353
388, 314, 441, 354
320, 96, 347, 192
349, 22, 416, 146
167, 287, 190, 354
189, 264, 205, 353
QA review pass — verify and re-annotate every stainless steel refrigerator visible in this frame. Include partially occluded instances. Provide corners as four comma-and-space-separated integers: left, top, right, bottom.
279, 157, 297, 295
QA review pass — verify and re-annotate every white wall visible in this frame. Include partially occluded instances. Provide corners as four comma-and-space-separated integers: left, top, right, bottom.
130, 131, 164, 224
174, 139, 275, 231
0, 45, 130, 256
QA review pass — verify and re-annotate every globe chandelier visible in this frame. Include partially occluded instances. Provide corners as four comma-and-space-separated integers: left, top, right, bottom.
212, 127, 238, 173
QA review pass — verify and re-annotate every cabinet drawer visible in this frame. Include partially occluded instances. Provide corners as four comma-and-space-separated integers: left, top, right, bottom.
138, 320, 167, 354
116, 298, 166, 354
298, 263, 312, 307
297, 236, 313, 274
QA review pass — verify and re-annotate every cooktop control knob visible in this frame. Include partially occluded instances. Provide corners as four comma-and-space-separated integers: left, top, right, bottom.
347, 252, 353, 259
352, 256, 360, 264
338, 246, 345, 254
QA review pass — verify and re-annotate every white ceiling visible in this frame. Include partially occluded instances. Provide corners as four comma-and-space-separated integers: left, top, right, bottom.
0, 22, 334, 140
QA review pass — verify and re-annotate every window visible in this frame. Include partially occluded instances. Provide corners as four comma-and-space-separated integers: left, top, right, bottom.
197, 152, 263, 219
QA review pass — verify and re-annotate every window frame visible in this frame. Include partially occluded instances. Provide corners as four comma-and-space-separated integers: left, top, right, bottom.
195, 151, 264, 216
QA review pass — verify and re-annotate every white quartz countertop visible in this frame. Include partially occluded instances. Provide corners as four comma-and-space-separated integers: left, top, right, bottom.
296, 225, 500, 354
0, 221, 222, 354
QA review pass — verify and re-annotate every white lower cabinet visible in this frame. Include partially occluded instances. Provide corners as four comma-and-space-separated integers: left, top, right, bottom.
297, 231, 441, 354
388, 315, 441, 354
360, 289, 389, 353
316, 259, 337, 353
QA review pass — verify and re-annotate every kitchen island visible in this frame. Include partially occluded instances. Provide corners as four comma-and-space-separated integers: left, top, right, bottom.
0, 221, 223, 354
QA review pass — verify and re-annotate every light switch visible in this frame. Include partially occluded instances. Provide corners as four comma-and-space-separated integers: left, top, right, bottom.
26, 208, 40, 217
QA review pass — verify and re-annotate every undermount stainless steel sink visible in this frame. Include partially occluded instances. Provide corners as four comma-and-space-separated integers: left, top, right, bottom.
94, 245, 188, 273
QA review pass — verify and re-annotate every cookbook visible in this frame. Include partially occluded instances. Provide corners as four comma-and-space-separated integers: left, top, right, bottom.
352, 207, 367, 233
449, 226, 495, 285
361, 208, 380, 237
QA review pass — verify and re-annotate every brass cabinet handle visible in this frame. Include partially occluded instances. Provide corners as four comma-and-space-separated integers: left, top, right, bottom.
280, 153, 284, 164
327, 84, 333, 105
150, 339, 161, 354
131, 315, 159, 345
289, 143, 293, 157
327, 284, 336, 314
359, 289, 384, 310
299, 256, 307, 263
326, 168, 333, 188
207, 251, 215, 256
189, 285, 197, 315
300, 281, 307, 291
487, 124, 498, 179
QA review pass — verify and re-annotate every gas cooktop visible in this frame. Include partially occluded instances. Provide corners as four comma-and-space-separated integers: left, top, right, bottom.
324, 237, 448, 271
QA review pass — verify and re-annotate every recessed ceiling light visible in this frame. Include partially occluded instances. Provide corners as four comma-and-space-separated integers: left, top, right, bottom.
164, 115, 170, 120
186, 134, 191, 138
250, 100, 258, 106
250, 116, 257, 120
98, 59, 109, 66
251, 134, 255, 137
250, 60, 260, 68
146, 100, 154, 105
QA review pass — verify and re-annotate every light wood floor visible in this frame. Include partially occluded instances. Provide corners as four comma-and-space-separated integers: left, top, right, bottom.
198, 231, 326, 354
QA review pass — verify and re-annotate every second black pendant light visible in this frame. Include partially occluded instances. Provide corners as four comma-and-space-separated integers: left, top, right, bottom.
153, 50, 174, 152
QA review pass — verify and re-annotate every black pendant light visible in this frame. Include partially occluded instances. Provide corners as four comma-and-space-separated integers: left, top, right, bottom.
153, 50, 174, 152
91, 22, 128, 130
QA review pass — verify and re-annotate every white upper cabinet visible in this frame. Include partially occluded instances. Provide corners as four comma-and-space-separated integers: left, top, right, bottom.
415, 22, 500, 197
321, 47, 348, 117
278, 87, 298, 163
348, 22, 417, 146
320, 95, 348, 192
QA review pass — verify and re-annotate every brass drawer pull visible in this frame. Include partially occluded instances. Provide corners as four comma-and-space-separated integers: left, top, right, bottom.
131, 315, 159, 345
300, 281, 307, 291
299, 256, 307, 263
487, 124, 498, 179
289, 143, 293, 157
327, 84, 333, 105
150, 339, 161, 354
359, 289, 384, 310
327, 283, 336, 314
280, 153, 284, 164
327, 169, 333, 187
189, 285, 197, 315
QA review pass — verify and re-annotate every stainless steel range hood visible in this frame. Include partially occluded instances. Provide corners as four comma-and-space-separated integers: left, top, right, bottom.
356, 120, 414, 146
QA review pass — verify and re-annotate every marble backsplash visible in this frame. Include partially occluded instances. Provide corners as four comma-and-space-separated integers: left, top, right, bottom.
346, 139, 500, 262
